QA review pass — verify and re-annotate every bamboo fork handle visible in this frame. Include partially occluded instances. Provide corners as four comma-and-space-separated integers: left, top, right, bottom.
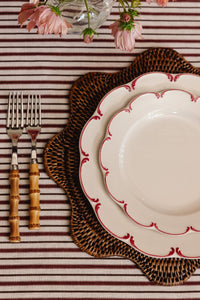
29, 163, 40, 230
9, 169, 21, 242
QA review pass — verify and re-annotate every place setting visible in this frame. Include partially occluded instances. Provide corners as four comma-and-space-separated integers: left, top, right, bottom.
44, 47, 200, 286
6, 48, 200, 286
4, 0, 200, 297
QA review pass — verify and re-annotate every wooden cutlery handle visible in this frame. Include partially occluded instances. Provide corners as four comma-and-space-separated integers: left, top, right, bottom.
9, 169, 20, 242
29, 163, 40, 230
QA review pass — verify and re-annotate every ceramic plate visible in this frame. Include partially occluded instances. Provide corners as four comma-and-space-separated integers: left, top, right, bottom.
100, 89, 200, 235
79, 72, 200, 258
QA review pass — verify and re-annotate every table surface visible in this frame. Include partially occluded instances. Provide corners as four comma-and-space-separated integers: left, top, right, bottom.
1, 0, 200, 299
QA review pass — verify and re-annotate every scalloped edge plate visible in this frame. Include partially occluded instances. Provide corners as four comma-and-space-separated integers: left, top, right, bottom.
79, 72, 200, 258
99, 89, 200, 236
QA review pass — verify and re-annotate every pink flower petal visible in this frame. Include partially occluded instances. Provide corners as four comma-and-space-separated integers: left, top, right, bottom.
53, 19, 61, 35
20, 3, 35, 12
157, 0, 169, 6
146, 0, 169, 6
46, 14, 57, 34
109, 21, 120, 36
38, 24, 45, 34
18, 5, 35, 26
63, 18, 72, 29
26, 19, 36, 31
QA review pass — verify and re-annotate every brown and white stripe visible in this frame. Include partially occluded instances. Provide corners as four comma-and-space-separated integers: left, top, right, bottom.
1, 0, 200, 298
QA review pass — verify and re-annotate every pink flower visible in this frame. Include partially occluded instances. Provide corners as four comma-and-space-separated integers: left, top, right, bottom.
82, 27, 96, 44
146, 0, 170, 7
110, 21, 143, 52
18, 3, 72, 36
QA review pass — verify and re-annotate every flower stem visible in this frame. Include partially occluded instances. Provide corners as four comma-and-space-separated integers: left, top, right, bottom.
84, 0, 90, 27
118, 0, 127, 12
124, 0, 131, 9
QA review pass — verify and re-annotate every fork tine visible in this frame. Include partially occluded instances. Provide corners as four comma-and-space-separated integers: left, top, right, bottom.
7, 92, 12, 128
31, 94, 34, 126
20, 92, 24, 128
16, 92, 19, 128
11, 92, 15, 128
27, 94, 30, 125
35, 95, 37, 126
39, 95, 41, 126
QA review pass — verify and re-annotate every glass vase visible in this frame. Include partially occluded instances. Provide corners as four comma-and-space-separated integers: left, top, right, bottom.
47, 0, 113, 33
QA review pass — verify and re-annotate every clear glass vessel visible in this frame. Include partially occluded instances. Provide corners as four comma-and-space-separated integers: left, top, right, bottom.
47, 0, 113, 33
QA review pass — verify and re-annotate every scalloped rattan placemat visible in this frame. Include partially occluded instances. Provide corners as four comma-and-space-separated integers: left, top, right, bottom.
44, 47, 200, 286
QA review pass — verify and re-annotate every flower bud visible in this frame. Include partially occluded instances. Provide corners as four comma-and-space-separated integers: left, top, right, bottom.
121, 12, 131, 23
82, 28, 96, 44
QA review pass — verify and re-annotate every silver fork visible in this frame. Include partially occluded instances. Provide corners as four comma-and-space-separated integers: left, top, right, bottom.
26, 94, 41, 230
6, 92, 24, 243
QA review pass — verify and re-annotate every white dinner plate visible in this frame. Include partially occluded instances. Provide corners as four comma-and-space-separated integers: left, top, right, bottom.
99, 89, 200, 235
79, 72, 200, 258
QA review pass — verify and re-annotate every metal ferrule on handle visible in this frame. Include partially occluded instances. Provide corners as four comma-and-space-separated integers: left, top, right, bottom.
11, 146, 18, 169
30, 143, 37, 164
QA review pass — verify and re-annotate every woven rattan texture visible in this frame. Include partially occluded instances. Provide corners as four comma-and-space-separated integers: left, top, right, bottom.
44, 47, 200, 286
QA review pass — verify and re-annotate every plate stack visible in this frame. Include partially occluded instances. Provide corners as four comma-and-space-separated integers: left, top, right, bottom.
79, 72, 200, 259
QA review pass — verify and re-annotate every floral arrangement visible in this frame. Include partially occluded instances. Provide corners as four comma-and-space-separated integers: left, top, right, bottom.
18, 0, 172, 52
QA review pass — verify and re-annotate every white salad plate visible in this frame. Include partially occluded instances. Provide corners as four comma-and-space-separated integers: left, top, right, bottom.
79, 72, 200, 258
99, 89, 200, 236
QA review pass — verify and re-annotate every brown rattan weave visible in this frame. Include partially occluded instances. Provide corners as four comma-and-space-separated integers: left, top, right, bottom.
44, 47, 200, 286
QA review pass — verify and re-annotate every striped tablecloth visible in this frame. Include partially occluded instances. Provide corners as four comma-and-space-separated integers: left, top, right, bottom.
1, 0, 200, 299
